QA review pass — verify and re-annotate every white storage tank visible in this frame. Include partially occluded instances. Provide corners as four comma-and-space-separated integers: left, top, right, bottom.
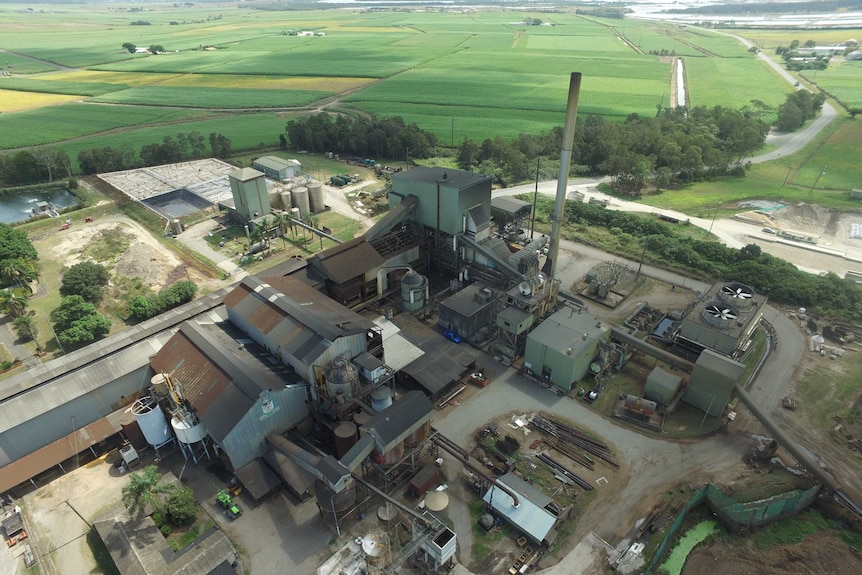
370, 387, 393, 413
361, 530, 389, 575
171, 416, 207, 445
308, 181, 325, 213
170, 219, 184, 235
292, 186, 310, 218
131, 396, 172, 448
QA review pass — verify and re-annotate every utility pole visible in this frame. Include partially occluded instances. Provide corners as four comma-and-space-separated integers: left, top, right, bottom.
809, 165, 826, 194
708, 207, 718, 235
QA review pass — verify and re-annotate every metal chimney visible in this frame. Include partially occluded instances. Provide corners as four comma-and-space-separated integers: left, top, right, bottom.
545, 72, 582, 281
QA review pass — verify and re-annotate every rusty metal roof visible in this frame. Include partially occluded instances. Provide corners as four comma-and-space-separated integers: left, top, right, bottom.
149, 319, 302, 443
225, 276, 372, 362
307, 237, 384, 284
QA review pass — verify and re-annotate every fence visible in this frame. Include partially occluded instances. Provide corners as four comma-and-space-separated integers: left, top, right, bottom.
644, 483, 821, 573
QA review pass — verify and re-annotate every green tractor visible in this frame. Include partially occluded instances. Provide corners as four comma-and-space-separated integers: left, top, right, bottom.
216, 489, 242, 520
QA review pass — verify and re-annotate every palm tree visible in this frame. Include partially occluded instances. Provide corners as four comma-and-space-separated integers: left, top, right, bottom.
272, 212, 288, 249
0, 289, 27, 318
121, 465, 176, 516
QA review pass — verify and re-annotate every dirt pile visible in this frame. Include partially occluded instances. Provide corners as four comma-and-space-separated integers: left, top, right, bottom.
684, 530, 862, 575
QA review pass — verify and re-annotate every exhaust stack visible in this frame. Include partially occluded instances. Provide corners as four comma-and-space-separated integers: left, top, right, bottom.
545, 72, 582, 281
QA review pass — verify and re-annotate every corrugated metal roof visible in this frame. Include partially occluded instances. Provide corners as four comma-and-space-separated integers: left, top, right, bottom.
363, 390, 432, 448
263, 449, 317, 497
483, 472, 556, 546
235, 459, 282, 501
253, 156, 300, 170
528, 308, 608, 355
389, 314, 475, 397
392, 166, 491, 188
226, 276, 373, 345
491, 196, 531, 214
150, 319, 302, 443
308, 238, 384, 284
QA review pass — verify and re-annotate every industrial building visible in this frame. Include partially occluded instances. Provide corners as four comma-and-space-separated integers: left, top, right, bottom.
482, 472, 567, 547
676, 281, 766, 359
644, 367, 684, 406
228, 167, 269, 223
683, 349, 745, 417
252, 156, 302, 180
523, 308, 611, 392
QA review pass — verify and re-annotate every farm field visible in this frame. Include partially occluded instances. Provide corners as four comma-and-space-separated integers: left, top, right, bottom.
0, 4, 803, 156
802, 59, 862, 111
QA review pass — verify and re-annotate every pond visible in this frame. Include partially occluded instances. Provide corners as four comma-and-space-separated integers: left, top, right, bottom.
659, 519, 718, 575
0, 188, 78, 225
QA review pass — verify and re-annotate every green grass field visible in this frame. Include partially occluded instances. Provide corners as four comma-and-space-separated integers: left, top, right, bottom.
802, 59, 862, 110
0, 4, 856, 177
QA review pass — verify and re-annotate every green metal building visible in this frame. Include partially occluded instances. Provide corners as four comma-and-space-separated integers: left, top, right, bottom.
252, 156, 302, 180
644, 366, 683, 405
683, 349, 743, 416
523, 308, 610, 392
229, 167, 269, 222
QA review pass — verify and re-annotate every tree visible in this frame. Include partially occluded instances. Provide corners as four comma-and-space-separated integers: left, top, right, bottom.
60, 261, 110, 304
0, 225, 38, 265
13, 314, 37, 344
0, 289, 27, 318
53, 294, 111, 348
776, 100, 804, 132
122, 466, 175, 516
149, 45, 165, 54
129, 296, 156, 320
165, 487, 197, 525
122, 42, 137, 53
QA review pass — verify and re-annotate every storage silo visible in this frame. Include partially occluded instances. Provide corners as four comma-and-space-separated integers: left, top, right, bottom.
333, 421, 359, 459
370, 387, 393, 413
290, 207, 301, 225
372, 440, 404, 466
400, 270, 428, 312
280, 191, 292, 211
361, 530, 390, 575
405, 419, 431, 447
292, 186, 310, 218
171, 416, 207, 447
326, 357, 359, 402
353, 410, 372, 429
170, 219, 184, 235
308, 181, 325, 213
131, 396, 172, 448
315, 480, 357, 523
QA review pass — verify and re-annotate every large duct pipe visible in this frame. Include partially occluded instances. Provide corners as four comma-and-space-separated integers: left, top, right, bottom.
610, 327, 694, 372
733, 385, 842, 491
546, 72, 582, 281
434, 436, 520, 507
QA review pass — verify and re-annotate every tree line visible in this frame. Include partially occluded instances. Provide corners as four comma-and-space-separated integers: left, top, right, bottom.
456, 105, 771, 192
775, 90, 827, 132
0, 131, 233, 186
553, 199, 862, 322
284, 114, 438, 161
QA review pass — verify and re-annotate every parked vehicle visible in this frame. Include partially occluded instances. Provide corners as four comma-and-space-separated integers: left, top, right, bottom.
443, 329, 462, 343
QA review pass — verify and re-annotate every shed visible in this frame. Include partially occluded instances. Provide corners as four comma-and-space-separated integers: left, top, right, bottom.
482, 472, 558, 547
644, 367, 683, 405
408, 463, 442, 498
683, 349, 743, 416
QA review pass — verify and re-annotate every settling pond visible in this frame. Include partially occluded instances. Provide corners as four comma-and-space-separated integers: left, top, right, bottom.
659, 519, 719, 575
0, 188, 78, 224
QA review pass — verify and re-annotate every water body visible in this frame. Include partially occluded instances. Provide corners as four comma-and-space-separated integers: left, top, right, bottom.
0, 188, 78, 225
659, 519, 718, 575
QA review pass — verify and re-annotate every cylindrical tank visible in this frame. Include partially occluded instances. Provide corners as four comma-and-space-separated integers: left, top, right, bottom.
354, 411, 372, 429
119, 411, 148, 451
171, 416, 207, 445
170, 219, 183, 235
290, 207, 301, 225
315, 480, 356, 520
370, 387, 393, 413
131, 396, 172, 447
150, 373, 168, 397
292, 186, 310, 218
361, 530, 389, 575
400, 270, 428, 312
333, 421, 358, 459
326, 357, 359, 401
308, 181, 325, 213
372, 440, 404, 466
404, 419, 431, 447
280, 191, 292, 210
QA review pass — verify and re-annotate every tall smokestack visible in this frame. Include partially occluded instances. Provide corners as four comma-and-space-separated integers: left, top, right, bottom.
544, 72, 582, 281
